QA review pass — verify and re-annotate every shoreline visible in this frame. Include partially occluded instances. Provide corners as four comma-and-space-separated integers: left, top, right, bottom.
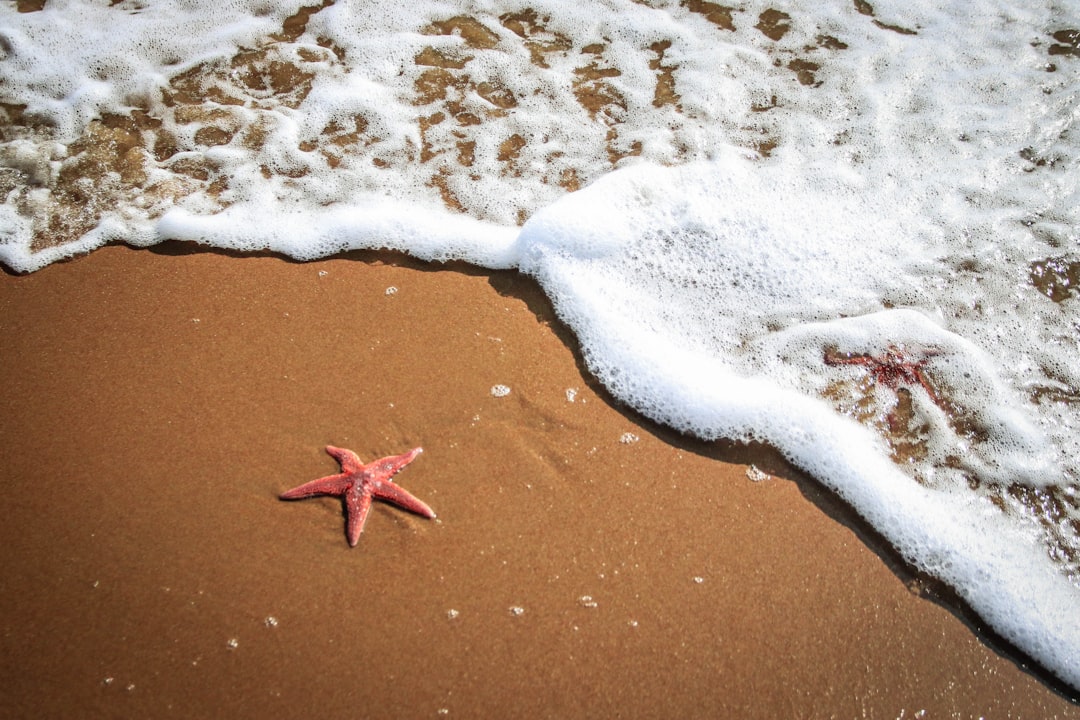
1, 243, 1077, 717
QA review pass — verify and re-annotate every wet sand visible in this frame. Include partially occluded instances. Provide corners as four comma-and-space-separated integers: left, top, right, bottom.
1, 244, 1077, 718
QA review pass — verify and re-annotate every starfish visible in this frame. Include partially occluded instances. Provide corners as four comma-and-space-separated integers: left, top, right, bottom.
824, 344, 943, 407
281, 446, 435, 546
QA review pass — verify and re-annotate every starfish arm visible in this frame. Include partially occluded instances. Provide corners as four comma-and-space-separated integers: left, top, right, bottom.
280, 473, 352, 500
824, 355, 858, 366
372, 481, 436, 518
345, 491, 374, 547
914, 370, 943, 407
823, 348, 869, 367
325, 445, 364, 473
369, 447, 423, 478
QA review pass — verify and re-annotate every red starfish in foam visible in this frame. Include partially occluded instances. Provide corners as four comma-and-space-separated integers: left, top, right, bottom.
281, 446, 435, 547
824, 344, 943, 407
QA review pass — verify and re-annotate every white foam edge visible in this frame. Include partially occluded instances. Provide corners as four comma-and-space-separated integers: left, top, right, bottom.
155, 199, 519, 268
0, 206, 151, 273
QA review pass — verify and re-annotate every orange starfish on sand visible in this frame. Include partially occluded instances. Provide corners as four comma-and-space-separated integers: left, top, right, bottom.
281, 446, 435, 547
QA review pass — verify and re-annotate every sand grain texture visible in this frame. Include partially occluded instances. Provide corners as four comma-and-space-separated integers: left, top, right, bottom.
1, 246, 1077, 718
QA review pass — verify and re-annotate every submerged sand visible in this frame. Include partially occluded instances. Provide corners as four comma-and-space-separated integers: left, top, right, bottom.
1, 245, 1077, 718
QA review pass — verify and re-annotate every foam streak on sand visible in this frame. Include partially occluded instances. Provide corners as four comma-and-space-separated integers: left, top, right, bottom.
2, 0, 1079, 691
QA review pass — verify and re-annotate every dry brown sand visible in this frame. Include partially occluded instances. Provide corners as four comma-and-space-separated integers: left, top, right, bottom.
1, 244, 1077, 718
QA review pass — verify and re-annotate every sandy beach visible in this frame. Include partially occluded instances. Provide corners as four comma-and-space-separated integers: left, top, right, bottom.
1, 244, 1077, 718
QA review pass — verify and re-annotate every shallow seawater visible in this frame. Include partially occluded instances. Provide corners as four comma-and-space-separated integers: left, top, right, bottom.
1, 0, 1078, 691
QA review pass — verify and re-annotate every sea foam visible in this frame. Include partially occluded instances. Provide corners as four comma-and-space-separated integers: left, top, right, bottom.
517, 154, 1080, 688
1, 0, 1079, 691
